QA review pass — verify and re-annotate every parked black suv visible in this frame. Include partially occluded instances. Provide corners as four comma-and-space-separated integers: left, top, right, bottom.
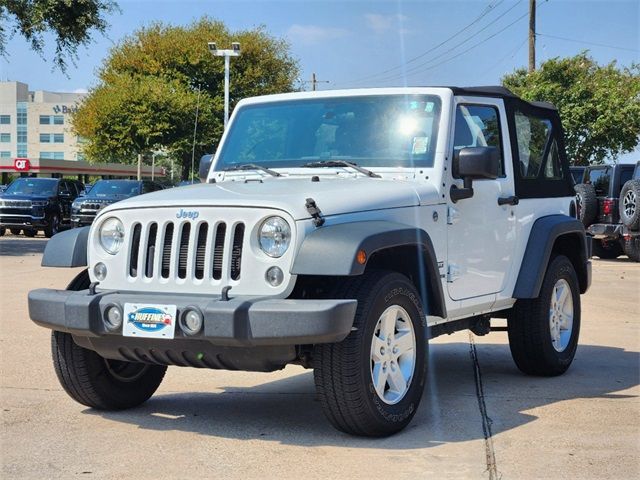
0, 177, 84, 238
575, 161, 640, 261
71, 179, 164, 227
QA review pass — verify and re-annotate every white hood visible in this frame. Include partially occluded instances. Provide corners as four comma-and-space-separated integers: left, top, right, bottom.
102, 176, 440, 220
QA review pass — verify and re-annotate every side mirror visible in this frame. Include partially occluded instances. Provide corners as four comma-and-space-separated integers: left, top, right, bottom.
450, 146, 500, 202
198, 154, 214, 182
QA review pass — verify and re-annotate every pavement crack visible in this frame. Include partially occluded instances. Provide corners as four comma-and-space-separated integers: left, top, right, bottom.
468, 332, 499, 480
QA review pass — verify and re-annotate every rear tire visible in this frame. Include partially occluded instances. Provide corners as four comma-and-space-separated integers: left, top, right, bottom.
592, 239, 623, 259
51, 270, 167, 410
623, 236, 640, 262
575, 183, 597, 227
619, 179, 640, 229
508, 255, 581, 376
0, 227, 5, 236
23, 229, 36, 238
313, 271, 427, 437
10, 228, 21, 235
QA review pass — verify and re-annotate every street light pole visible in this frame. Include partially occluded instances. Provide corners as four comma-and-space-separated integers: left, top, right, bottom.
208, 42, 241, 129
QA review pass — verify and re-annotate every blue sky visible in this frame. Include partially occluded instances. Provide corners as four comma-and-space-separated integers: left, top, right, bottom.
2, 0, 639, 160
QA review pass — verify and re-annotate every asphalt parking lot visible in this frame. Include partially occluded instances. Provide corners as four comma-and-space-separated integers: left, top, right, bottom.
0, 235, 638, 479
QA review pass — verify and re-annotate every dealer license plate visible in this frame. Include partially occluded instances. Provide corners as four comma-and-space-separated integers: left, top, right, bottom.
123, 303, 177, 339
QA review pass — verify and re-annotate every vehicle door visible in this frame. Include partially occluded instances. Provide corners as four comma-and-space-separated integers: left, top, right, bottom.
57, 180, 74, 221
446, 98, 517, 300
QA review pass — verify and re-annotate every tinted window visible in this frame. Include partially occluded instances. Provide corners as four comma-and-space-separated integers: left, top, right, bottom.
514, 111, 551, 178
544, 139, 562, 179
216, 95, 442, 170
453, 104, 504, 176
587, 168, 610, 196
619, 168, 633, 186
571, 168, 584, 184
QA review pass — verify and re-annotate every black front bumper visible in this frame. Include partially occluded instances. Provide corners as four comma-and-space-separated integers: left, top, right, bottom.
0, 214, 47, 229
29, 288, 357, 345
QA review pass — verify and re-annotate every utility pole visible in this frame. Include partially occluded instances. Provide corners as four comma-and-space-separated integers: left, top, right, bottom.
528, 0, 536, 73
208, 42, 241, 128
304, 73, 329, 91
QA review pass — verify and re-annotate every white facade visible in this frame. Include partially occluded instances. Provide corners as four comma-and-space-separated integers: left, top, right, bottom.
0, 81, 87, 162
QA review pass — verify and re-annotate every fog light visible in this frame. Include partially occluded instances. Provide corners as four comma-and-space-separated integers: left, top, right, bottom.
104, 305, 123, 330
265, 266, 284, 287
180, 308, 203, 335
94, 262, 107, 281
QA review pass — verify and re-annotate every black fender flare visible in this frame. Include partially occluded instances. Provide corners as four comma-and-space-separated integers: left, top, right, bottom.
41, 226, 90, 267
291, 221, 446, 318
513, 214, 591, 298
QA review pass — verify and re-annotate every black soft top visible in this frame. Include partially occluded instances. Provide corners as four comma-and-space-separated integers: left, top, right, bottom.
446, 85, 557, 111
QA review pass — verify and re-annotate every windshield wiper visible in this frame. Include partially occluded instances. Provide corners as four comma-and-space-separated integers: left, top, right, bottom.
223, 163, 282, 177
301, 160, 381, 178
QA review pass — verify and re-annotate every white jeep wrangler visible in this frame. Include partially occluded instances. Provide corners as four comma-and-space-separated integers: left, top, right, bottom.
29, 86, 591, 437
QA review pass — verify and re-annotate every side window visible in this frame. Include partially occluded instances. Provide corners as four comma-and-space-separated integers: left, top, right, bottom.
58, 181, 68, 194
453, 104, 504, 176
68, 182, 79, 197
514, 111, 551, 178
543, 139, 562, 179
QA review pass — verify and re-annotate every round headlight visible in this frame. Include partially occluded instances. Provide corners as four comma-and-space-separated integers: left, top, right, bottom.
258, 216, 291, 258
99, 217, 125, 255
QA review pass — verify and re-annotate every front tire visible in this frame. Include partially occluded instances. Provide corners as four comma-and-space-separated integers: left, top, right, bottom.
314, 271, 427, 436
50, 270, 167, 410
23, 228, 36, 238
508, 255, 581, 376
44, 213, 59, 238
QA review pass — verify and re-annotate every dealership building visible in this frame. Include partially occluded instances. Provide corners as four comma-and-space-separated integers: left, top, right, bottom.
0, 81, 163, 183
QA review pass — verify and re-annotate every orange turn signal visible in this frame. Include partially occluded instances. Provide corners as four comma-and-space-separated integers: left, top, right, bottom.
356, 249, 367, 265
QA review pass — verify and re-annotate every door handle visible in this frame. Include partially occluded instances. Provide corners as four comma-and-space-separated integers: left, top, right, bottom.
498, 195, 519, 206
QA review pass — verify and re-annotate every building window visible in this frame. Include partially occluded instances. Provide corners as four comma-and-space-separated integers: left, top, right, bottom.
53, 133, 64, 143
53, 115, 64, 125
0, 115, 10, 124
17, 102, 27, 158
0, 151, 11, 158
17, 131, 27, 143
0, 133, 10, 142
40, 133, 51, 143
39, 115, 51, 125
17, 112, 27, 125
40, 152, 65, 160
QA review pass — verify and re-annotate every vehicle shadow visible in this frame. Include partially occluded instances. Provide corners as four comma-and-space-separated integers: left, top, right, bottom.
0, 238, 47, 256
85, 342, 638, 448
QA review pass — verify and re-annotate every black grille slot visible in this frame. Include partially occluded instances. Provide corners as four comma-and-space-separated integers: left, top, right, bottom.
129, 223, 142, 277
161, 223, 174, 279
145, 223, 158, 278
177, 223, 191, 279
195, 223, 208, 280
212, 223, 227, 280
230, 223, 245, 280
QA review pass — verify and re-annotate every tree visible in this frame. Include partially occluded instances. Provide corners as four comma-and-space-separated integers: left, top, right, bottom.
73, 18, 299, 179
0, 0, 118, 72
502, 53, 640, 165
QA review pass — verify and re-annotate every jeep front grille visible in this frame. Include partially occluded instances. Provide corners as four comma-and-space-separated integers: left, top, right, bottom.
128, 220, 245, 282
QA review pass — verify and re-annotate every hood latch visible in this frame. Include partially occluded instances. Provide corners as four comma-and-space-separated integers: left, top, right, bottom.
305, 197, 325, 227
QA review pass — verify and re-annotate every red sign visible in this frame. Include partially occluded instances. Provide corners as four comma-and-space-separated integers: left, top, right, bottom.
14, 158, 30, 171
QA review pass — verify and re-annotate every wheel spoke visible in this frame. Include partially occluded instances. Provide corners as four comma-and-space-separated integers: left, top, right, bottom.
557, 283, 569, 306
380, 309, 396, 340
394, 331, 414, 357
371, 335, 386, 363
387, 365, 407, 394
372, 363, 388, 398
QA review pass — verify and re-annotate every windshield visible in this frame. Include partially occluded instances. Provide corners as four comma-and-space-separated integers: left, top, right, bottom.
88, 180, 140, 198
215, 95, 441, 171
3, 178, 57, 196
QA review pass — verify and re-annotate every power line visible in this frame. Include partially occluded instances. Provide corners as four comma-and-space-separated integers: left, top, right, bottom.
537, 33, 640, 53
358, 0, 527, 85
344, 0, 507, 86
